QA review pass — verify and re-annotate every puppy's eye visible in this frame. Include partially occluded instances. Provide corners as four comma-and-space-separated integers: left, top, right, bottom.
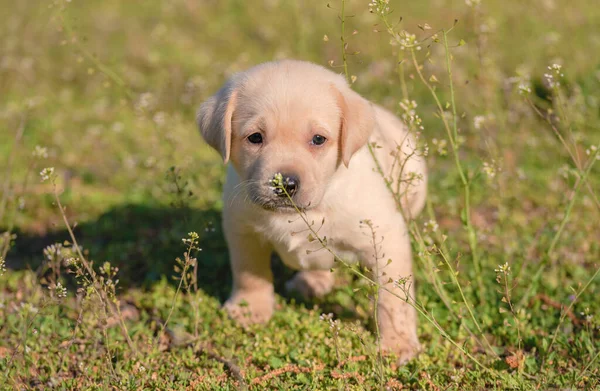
247, 132, 263, 144
311, 135, 327, 146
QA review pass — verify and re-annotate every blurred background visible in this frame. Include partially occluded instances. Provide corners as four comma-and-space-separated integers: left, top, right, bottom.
1, 1, 600, 388
1, 0, 599, 296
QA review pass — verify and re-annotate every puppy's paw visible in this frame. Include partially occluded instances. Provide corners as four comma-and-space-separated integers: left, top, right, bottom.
223, 292, 275, 326
285, 270, 334, 300
380, 335, 422, 365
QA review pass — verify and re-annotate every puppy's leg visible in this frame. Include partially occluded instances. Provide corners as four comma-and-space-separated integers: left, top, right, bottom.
364, 224, 421, 364
286, 270, 334, 299
223, 230, 275, 326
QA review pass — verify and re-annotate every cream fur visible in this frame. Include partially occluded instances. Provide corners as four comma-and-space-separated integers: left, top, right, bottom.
197, 59, 427, 363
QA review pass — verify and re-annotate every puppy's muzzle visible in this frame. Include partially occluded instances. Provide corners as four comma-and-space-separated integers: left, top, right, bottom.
272, 173, 300, 197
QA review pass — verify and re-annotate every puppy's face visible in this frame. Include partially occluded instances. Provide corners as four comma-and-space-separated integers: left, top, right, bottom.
198, 60, 375, 212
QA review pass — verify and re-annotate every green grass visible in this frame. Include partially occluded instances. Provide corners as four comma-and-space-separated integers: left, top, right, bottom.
1, 0, 600, 389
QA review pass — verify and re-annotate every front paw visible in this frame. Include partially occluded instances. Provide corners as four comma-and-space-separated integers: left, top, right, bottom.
223, 291, 275, 326
380, 334, 422, 365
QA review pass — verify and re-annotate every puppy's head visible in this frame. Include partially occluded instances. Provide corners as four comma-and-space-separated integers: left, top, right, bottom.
197, 60, 375, 212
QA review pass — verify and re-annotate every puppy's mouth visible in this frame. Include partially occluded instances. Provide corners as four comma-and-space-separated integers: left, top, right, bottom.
255, 199, 308, 213
249, 194, 310, 213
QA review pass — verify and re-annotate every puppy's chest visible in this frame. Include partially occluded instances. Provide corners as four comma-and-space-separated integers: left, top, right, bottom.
255, 211, 361, 270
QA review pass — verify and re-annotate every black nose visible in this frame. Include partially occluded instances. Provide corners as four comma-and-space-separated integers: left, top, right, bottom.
273, 174, 300, 197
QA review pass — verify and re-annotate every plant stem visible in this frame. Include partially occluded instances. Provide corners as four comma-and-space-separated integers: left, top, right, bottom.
339, 0, 350, 83
519, 149, 598, 307
410, 33, 485, 304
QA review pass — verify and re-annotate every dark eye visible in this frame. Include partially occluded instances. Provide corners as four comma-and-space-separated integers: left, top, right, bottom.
247, 132, 263, 144
311, 135, 327, 146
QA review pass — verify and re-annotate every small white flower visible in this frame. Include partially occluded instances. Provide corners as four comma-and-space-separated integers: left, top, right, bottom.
585, 145, 598, 157
431, 138, 448, 156
518, 82, 532, 95
482, 160, 499, 179
135, 92, 155, 113
473, 115, 486, 130
494, 262, 511, 275
0, 257, 6, 276
545, 63, 564, 88
368, 0, 390, 16
32, 145, 48, 159
40, 167, 54, 182
49, 282, 67, 299
423, 219, 439, 233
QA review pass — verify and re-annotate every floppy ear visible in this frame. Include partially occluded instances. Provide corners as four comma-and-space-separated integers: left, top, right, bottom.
332, 84, 376, 167
196, 82, 238, 164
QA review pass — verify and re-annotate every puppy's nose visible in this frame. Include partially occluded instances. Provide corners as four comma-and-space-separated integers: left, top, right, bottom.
273, 174, 300, 197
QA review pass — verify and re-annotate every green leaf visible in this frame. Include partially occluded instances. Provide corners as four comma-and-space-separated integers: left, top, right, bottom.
268, 356, 284, 369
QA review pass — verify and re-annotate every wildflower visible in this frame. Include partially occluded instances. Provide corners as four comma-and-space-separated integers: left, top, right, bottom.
423, 220, 439, 233
482, 160, 499, 179
431, 138, 448, 156
135, 92, 155, 113
368, 0, 390, 16
518, 82, 532, 95
581, 308, 593, 323
585, 145, 599, 160
473, 115, 486, 130
44, 243, 64, 261
393, 276, 411, 291
399, 99, 424, 131
545, 63, 564, 89
40, 167, 54, 182
397, 31, 418, 50
269, 172, 284, 188
65, 257, 79, 267
0, 257, 6, 276
49, 282, 67, 299
32, 145, 48, 159
495, 262, 511, 275
548, 63, 564, 75
182, 232, 201, 250
319, 312, 340, 333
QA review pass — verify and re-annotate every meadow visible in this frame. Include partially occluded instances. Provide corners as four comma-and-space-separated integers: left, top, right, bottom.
1, 0, 599, 389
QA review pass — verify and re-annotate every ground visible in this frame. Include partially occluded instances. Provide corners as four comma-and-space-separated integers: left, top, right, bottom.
0, 0, 599, 389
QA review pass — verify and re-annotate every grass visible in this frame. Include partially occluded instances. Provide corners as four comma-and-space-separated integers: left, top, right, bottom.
1, 0, 600, 389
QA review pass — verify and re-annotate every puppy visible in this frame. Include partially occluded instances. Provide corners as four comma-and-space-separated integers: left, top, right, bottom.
197, 60, 427, 362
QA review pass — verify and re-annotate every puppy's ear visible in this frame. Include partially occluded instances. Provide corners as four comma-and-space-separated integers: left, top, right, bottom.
197, 82, 238, 163
332, 84, 376, 167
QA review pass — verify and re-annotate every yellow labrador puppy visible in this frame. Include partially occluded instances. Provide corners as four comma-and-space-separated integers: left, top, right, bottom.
198, 60, 426, 362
